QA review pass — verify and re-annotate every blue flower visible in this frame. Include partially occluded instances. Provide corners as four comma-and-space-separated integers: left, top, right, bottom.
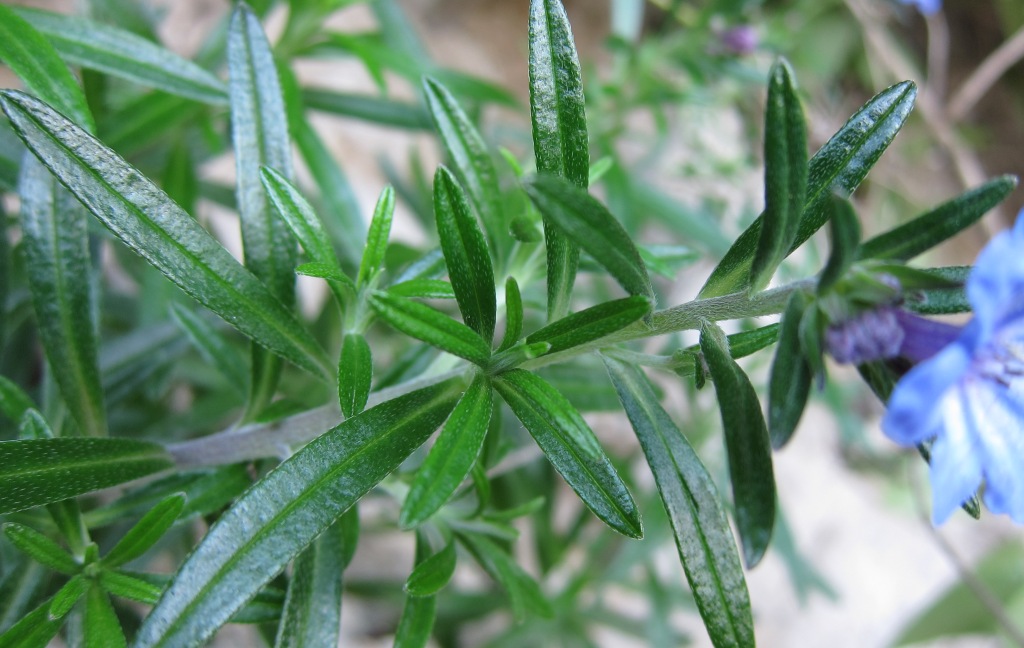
898, 0, 942, 16
883, 215, 1024, 524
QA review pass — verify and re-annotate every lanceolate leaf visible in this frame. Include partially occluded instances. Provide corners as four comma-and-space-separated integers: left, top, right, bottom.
134, 381, 461, 648
338, 333, 372, 418
3, 523, 81, 575
274, 519, 346, 648
18, 156, 106, 437
0, 91, 333, 381
303, 89, 432, 130
83, 585, 127, 648
493, 369, 642, 538
422, 78, 505, 260
13, 7, 228, 105
434, 166, 496, 342
404, 542, 457, 597
369, 292, 492, 367
603, 357, 754, 648
817, 196, 861, 293
394, 593, 436, 648
525, 295, 652, 355
529, 0, 588, 320
699, 325, 776, 568
400, 374, 492, 528
751, 59, 807, 293
498, 277, 523, 352
857, 175, 1017, 261
524, 175, 654, 303
259, 167, 343, 277
0, 4, 94, 132
0, 598, 64, 647
700, 81, 918, 297
0, 438, 173, 515
358, 185, 396, 288
101, 494, 185, 569
768, 291, 814, 450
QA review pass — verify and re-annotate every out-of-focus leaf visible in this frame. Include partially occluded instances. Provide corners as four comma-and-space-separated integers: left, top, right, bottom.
858, 176, 1017, 261
458, 531, 553, 622
338, 333, 372, 418
817, 196, 861, 293
401, 374, 492, 528
394, 593, 436, 648
169, 304, 249, 397
274, 518, 346, 648
99, 91, 200, 155
405, 542, 457, 597
370, 292, 491, 367
0, 598, 65, 647
3, 523, 80, 575
768, 291, 813, 450
0, 91, 333, 381
493, 369, 642, 539
529, 0, 588, 320
498, 277, 523, 353
387, 279, 456, 300
524, 175, 654, 303
161, 141, 199, 216
303, 88, 431, 129
14, 7, 227, 105
638, 244, 699, 279
133, 381, 460, 648
101, 494, 185, 569
700, 324, 775, 568
358, 185, 395, 287
83, 584, 127, 648
603, 357, 754, 648
0, 438, 173, 515
525, 295, 651, 355
434, 166, 496, 342
700, 81, 917, 297
751, 59, 807, 293
0, 375, 36, 426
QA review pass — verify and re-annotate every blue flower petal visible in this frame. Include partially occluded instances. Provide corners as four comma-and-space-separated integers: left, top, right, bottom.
883, 340, 971, 445
971, 383, 1024, 522
928, 387, 983, 524
898, 0, 942, 15
967, 213, 1024, 336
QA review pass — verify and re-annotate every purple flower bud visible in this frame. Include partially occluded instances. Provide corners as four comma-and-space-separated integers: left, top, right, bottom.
720, 25, 758, 56
825, 306, 905, 365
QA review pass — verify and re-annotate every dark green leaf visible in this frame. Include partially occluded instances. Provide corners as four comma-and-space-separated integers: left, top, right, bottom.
700, 81, 917, 297
699, 325, 775, 568
405, 542, 457, 597
369, 292, 491, 366
0, 599, 65, 647
101, 494, 185, 569
493, 369, 642, 538
0, 438, 172, 515
20, 152, 106, 437
97, 571, 163, 604
434, 166, 497, 342
904, 266, 971, 315
338, 333, 372, 418
498, 277, 523, 352
358, 186, 396, 287
0, 5, 94, 132
458, 531, 552, 622
133, 381, 460, 648
84, 584, 126, 648
161, 141, 199, 216
303, 89, 432, 130
751, 59, 807, 293
525, 295, 651, 355
169, 304, 249, 397
387, 279, 456, 300
817, 196, 861, 293
14, 7, 227, 105
3, 523, 80, 575
400, 374, 492, 528
857, 176, 1017, 261
274, 519, 346, 648
768, 291, 813, 449
423, 78, 504, 261
0, 91, 333, 381
393, 594, 436, 648
603, 357, 754, 648
524, 175, 654, 303
0, 375, 36, 425
529, 0, 588, 320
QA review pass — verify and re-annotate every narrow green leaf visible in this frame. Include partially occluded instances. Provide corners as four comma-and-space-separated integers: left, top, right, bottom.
161, 141, 199, 216
18, 409, 52, 441
303, 89, 432, 130
97, 571, 163, 605
260, 167, 342, 275
458, 531, 553, 622
84, 585, 126, 648
358, 185, 396, 287
603, 357, 754, 648
405, 542, 457, 597
20, 153, 106, 437
699, 325, 776, 568
50, 574, 89, 620
858, 176, 1017, 261
0, 91, 333, 381
338, 333, 372, 418
401, 374, 492, 528
0, 585, 60, 645
498, 277, 523, 353
169, 304, 249, 397
751, 59, 807, 293
370, 292, 491, 366
700, 81, 917, 297
393, 594, 436, 648
387, 279, 456, 300
101, 494, 185, 569
14, 7, 227, 105
525, 295, 651, 355
528, 0, 588, 320
904, 266, 971, 315
274, 519, 346, 648
768, 291, 814, 450
0, 438, 173, 515
817, 196, 861, 293
524, 175, 654, 303
422, 78, 504, 261
0, 5, 94, 132
133, 381, 461, 648
434, 166, 496, 342
0, 375, 36, 425
0, 555, 46, 633
3, 523, 80, 575
493, 369, 642, 538
295, 262, 347, 281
